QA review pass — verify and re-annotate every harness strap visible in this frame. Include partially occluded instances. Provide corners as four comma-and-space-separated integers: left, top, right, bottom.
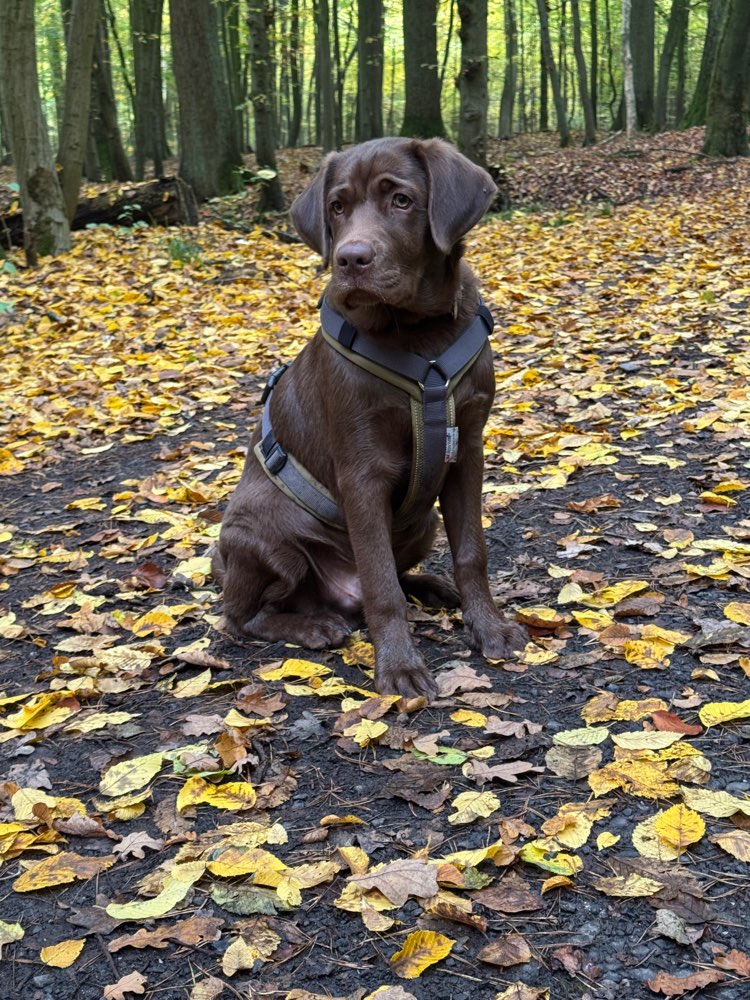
256, 300, 493, 531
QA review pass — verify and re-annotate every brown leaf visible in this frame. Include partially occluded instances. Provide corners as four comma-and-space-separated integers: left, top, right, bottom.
465, 759, 544, 785
103, 971, 148, 1000
484, 717, 543, 738
650, 710, 702, 736
471, 885, 543, 914
477, 933, 532, 967
551, 945, 583, 975
646, 969, 723, 996
349, 859, 439, 906
711, 947, 750, 975
108, 915, 224, 953
132, 561, 169, 590
436, 662, 493, 696
545, 744, 603, 780
234, 685, 286, 716
113, 830, 164, 860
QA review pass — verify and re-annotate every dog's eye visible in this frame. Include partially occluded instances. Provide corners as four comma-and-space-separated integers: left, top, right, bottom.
330, 200, 344, 216
393, 193, 411, 210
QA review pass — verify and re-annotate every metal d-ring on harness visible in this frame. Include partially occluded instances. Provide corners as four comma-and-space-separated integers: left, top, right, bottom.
255, 297, 494, 531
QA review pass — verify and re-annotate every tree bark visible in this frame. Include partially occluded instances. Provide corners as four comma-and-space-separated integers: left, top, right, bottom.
287, 0, 302, 146
703, 0, 750, 156
169, 0, 242, 201
630, 0, 654, 129
401, 0, 445, 138
655, 0, 689, 130
499, 0, 517, 139
57, 0, 99, 222
621, 0, 637, 137
248, 0, 285, 210
88, 9, 133, 182
456, 0, 488, 166
571, 0, 596, 145
590, 0, 598, 123
0, 0, 71, 263
535, 0, 570, 146
681, 0, 728, 128
130, 0, 167, 178
356, 0, 383, 141
315, 0, 337, 150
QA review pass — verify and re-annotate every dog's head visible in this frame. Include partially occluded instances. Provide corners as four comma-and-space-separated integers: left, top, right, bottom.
290, 138, 496, 319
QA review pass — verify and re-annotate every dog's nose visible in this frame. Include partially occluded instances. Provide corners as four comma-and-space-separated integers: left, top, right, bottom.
336, 241, 374, 271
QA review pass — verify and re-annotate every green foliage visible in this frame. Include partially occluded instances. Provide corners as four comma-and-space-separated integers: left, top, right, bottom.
166, 236, 202, 265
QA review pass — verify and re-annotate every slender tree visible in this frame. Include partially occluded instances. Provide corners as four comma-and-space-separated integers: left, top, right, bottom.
315, 0, 337, 150
536, 0, 570, 146
401, 0, 445, 137
169, 0, 242, 200
655, 0, 689, 130
87, 10, 133, 181
499, 0, 517, 139
57, 0, 99, 222
622, 0, 637, 136
130, 0, 167, 178
0, 0, 71, 262
703, 0, 750, 156
456, 0, 489, 165
248, 0, 285, 209
356, 0, 383, 141
630, 0, 654, 129
287, 0, 302, 146
590, 0, 598, 123
570, 0, 596, 144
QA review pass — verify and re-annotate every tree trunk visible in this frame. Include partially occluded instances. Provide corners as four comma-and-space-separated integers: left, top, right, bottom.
535, 0, 570, 146
130, 0, 167, 179
654, 0, 689, 130
57, 0, 99, 222
287, 0, 302, 146
220, 0, 245, 152
630, 0, 654, 129
89, 9, 133, 182
456, 0, 488, 165
401, 0, 445, 138
570, 0, 596, 144
681, 0, 728, 127
248, 0, 285, 210
703, 0, 750, 156
0, 0, 71, 263
590, 0, 598, 123
499, 0, 517, 139
315, 0, 337, 150
169, 0, 242, 201
356, 0, 383, 141
621, 0, 637, 137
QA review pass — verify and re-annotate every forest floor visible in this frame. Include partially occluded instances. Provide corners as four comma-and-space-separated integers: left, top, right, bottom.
1, 129, 750, 1000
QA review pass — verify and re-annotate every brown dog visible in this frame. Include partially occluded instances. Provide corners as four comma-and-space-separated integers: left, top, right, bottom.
212, 137, 525, 700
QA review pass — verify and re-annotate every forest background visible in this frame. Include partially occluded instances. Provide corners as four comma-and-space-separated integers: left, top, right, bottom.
0, 0, 749, 266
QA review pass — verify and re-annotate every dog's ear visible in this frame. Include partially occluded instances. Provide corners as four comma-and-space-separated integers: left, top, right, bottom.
414, 140, 497, 255
290, 154, 338, 265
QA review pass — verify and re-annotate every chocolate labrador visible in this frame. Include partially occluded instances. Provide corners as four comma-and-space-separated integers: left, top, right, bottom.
212, 137, 525, 700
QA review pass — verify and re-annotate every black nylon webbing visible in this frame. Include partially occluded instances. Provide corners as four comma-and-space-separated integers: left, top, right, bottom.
256, 300, 493, 529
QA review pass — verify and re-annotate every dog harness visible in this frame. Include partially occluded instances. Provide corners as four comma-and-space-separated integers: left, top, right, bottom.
255, 297, 494, 530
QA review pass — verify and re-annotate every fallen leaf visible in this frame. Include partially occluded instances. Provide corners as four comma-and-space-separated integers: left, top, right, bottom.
390, 929, 454, 979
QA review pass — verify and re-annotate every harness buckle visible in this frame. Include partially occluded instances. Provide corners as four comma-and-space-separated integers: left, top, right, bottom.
261, 364, 290, 403
265, 441, 288, 475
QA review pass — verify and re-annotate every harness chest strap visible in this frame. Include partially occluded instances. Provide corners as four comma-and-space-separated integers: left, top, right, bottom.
256, 299, 494, 530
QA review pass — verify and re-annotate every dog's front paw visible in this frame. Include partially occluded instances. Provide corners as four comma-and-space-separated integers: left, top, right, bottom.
465, 612, 527, 661
375, 651, 439, 703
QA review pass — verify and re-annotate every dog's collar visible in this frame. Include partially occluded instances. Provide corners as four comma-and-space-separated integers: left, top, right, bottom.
256, 300, 493, 530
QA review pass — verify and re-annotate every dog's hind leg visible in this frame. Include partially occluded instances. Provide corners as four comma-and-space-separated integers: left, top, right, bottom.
400, 573, 460, 609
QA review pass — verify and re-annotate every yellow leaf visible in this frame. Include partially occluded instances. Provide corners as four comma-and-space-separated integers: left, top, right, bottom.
596, 832, 620, 850
207, 846, 287, 879
710, 829, 750, 862
0, 920, 24, 956
594, 873, 663, 897
1, 690, 80, 731
448, 790, 501, 825
572, 609, 614, 631
99, 752, 164, 797
557, 582, 585, 604
342, 718, 389, 746
553, 726, 609, 747
622, 638, 672, 670
222, 927, 281, 976
106, 861, 205, 920
632, 813, 681, 861
390, 929, 454, 979
589, 756, 679, 799
340, 640, 376, 667
172, 669, 212, 698
611, 731, 683, 750
257, 658, 330, 681
541, 875, 574, 893
681, 787, 750, 818
14, 852, 116, 892
723, 601, 750, 626
130, 608, 177, 637
698, 699, 750, 727
583, 580, 649, 608
450, 708, 488, 728
40, 938, 85, 968
337, 846, 370, 874
64, 711, 137, 733
518, 841, 582, 876
699, 490, 736, 507
176, 776, 256, 813
653, 804, 705, 851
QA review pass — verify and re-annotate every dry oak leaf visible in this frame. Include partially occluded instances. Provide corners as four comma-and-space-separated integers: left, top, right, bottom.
114, 830, 164, 860
13, 852, 116, 892
364, 988, 418, 1000
390, 929, 454, 979
463, 759, 543, 785
108, 915, 224, 953
348, 858, 439, 906
477, 932, 532, 967
646, 968, 723, 996
436, 662, 492, 696
189, 977, 226, 1000
470, 884, 543, 914
39, 937, 85, 968
103, 971, 148, 1000
712, 947, 750, 975
495, 984, 550, 1000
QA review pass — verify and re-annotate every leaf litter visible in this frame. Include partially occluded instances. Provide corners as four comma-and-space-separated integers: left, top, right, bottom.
1, 130, 750, 999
